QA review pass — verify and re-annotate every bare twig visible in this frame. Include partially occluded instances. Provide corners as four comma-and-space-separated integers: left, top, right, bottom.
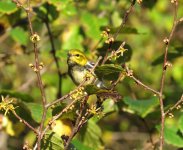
165, 94, 183, 116
13, 0, 48, 149
113, 0, 136, 40
102, 0, 136, 64
42, 96, 85, 138
158, 1, 178, 149
124, 65, 160, 95
26, 0, 48, 148
12, 110, 38, 134
64, 96, 88, 150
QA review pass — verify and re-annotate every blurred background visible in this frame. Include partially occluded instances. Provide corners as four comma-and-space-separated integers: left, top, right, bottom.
0, 0, 183, 149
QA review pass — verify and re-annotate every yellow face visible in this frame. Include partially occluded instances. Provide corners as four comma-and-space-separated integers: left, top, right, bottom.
67, 49, 87, 66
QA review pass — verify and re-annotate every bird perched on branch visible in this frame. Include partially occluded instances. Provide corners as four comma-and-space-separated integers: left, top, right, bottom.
67, 49, 104, 88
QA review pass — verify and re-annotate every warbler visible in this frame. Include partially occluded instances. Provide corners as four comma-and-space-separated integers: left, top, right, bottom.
67, 49, 104, 88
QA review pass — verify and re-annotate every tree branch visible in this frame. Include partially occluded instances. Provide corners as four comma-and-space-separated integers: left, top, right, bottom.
12, 110, 38, 134
102, 0, 136, 64
165, 94, 183, 116
158, 1, 178, 149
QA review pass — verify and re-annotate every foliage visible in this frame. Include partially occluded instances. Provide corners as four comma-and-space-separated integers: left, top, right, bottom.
0, 0, 183, 150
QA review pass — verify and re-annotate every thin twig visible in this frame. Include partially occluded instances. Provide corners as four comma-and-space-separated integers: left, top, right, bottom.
12, 0, 48, 149
64, 96, 88, 150
12, 110, 38, 134
13, 0, 49, 149
42, 96, 84, 138
113, 0, 136, 40
158, 2, 178, 150
165, 94, 183, 116
124, 65, 160, 95
102, 0, 136, 64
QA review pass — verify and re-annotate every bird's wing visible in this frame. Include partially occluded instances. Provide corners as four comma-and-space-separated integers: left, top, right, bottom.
85, 61, 95, 70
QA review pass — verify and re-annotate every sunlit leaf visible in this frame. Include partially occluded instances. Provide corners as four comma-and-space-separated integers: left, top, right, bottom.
49, 0, 77, 16
10, 27, 28, 46
79, 120, 103, 149
102, 99, 118, 114
61, 25, 83, 50
24, 103, 52, 123
71, 139, 93, 150
81, 11, 108, 40
164, 125, 183, 147
123, 97, 159, 118
0, 1, 17, 14
178, 115, 183, 134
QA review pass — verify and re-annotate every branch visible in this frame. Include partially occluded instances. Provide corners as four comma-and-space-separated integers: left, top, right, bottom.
42, 96, 85, 138
12, 110, 38, 134
124, 65, 160, 95
102, 0, 136, 64
165, 94, 183, 116
12, 0, 48, 149
113, 0, 136, 40
158, 1, 178, 149
64, 96, 88, 150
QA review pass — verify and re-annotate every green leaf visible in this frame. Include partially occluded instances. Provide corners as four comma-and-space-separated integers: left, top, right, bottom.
95, 64, 122, 80
80, 120, 103, 149
81, 11, 108, 40
71, 139, 93, 150
61, 25, 84, 50
49, 0, 76, 16
10, 27, 28, 46
178, 115, 183, 134
0, 1, 17, 14
24, 103, 52, 123
123, 97, 159, 118
164, 125, 183, 147
102, 99, 118, 114
41, 131, 64, 150
0, 90, 33, 102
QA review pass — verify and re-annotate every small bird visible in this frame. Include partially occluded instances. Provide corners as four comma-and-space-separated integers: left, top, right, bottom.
67, 49, 104, 88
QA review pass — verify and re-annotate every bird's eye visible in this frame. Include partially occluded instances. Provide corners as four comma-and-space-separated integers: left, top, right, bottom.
75, 54, 80, 57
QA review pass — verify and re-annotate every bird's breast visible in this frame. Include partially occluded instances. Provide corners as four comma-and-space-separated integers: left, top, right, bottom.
69, 66, 94, 85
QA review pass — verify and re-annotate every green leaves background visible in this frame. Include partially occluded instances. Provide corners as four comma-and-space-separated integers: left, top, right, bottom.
0, 0, 183, 149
